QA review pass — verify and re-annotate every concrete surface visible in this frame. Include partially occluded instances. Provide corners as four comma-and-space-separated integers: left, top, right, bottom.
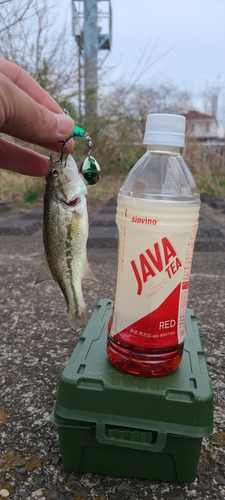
0, 197, 225, 499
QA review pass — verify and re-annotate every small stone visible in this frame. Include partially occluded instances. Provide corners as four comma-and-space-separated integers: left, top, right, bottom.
56, 484, 64, 493
203, 483, 210, 490
216, 474, 225, 485
207, 357, 217, 365
69, 480, 83, 491
0, 490, 9, 498
18, 492, 30, 498
52, 456, 61, 465
12, 461, 26, 467
31, 490, 44, 498
44, 483, 53, 491
117, 481, 133, 494
18, 467, 27, 474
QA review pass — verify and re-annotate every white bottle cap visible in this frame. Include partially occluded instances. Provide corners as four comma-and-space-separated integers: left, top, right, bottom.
143, 113, 186, 147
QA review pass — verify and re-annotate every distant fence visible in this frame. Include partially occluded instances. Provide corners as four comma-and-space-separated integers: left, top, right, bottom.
184, 140, 225, 171
184, 139, 225, 194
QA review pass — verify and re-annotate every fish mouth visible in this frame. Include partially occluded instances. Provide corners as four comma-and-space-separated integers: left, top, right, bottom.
62, 196, 82, 207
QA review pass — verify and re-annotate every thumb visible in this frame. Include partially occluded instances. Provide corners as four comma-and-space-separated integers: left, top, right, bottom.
0, 74, 74, 143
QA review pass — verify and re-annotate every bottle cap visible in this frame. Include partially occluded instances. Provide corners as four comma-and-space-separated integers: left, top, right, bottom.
143, 113, 186, 147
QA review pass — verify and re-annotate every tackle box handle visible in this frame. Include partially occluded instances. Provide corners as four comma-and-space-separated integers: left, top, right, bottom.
96, 423, 166, 452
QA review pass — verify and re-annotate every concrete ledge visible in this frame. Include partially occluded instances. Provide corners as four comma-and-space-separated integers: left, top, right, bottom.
0, 218, 42, 236
1, 198, 225, 251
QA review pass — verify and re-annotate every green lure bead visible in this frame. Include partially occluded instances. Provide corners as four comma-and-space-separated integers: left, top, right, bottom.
66, 125, 89, 141
73, 125, 88, 137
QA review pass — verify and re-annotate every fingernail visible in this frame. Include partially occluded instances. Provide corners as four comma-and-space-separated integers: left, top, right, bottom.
56, 113, 74, 136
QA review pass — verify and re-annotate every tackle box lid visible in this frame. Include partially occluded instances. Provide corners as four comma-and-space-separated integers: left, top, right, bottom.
52, 299, 213, 439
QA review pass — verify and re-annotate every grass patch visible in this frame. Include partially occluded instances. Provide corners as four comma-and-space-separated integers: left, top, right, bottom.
23, 187, 42, 204
86, 173, 126, 208
0, 169, 44, 206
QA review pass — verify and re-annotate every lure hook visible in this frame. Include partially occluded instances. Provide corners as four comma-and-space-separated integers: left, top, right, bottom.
49, 140, 68, 167
60, 140, 68, 166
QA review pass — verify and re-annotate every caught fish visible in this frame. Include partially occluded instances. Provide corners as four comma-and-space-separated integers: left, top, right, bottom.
36, 154, 93, 331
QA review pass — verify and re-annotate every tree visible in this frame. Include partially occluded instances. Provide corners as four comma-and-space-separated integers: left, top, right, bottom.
98, 81, 193, 142
0, 0, 80, 114
0, 0, 35, 33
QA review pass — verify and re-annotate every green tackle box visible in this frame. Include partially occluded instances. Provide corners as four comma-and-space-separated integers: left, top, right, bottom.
51, 299, 213, 483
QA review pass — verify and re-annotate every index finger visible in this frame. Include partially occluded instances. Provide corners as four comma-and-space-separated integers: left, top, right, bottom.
0, 58, 62, 113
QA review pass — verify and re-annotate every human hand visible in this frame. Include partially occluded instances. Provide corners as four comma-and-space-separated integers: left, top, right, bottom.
0, 58, 75, 176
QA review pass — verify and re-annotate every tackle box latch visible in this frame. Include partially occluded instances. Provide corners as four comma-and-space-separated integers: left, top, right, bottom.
96, 423, 166, 451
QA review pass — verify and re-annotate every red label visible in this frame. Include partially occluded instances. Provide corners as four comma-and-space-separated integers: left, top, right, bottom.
114, 283, 181, 348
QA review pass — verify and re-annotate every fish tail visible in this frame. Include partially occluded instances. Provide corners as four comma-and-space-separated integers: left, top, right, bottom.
67, 306, 87, 332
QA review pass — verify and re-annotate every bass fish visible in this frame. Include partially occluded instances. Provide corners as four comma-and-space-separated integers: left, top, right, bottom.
36, 154, 93, 331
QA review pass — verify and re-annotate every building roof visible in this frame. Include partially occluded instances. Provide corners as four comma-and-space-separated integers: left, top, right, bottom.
184, 110, 217, 121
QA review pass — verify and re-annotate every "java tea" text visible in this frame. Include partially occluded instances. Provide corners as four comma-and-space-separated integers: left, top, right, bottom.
130, 237, 182, 295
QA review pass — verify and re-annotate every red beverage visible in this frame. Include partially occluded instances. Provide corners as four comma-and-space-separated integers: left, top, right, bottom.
107, 114, 200, 377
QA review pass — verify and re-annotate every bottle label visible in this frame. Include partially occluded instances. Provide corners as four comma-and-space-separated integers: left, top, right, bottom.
110, 199, 199, 348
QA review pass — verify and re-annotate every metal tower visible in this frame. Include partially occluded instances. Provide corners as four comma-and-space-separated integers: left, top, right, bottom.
72, 0, 112, 120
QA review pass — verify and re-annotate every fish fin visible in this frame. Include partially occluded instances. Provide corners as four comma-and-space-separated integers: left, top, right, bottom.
35, 257, 55, 284
67, 308, 87, 332
83, 259, 98, 282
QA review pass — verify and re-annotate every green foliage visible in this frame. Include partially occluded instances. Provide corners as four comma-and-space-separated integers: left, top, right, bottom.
103, 144, 146, 176
23, 189, 40, 204
23, 179, 43, 204
198, 180, 217, 195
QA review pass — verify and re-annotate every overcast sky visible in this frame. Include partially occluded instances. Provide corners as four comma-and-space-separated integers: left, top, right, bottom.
62, 0, 225, 123
106, 0, 224, 116
107, 0, 224, 88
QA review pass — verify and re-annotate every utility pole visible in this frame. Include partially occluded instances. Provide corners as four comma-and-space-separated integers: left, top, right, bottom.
83, 0, 98, 120
72, 0, 112, 121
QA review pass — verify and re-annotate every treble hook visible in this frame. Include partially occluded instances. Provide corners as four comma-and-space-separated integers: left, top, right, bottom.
49, 140, 68, 167
60, 140, 67, 165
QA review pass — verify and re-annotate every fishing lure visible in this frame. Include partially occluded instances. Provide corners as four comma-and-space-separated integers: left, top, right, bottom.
81, 155, 101, 186
65, 125, 101, 186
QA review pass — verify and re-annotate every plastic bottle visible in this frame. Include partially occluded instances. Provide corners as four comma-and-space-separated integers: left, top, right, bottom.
107, 113, 200, 377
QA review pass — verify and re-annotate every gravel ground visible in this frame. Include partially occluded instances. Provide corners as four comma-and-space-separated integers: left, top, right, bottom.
0, 202, 225, 500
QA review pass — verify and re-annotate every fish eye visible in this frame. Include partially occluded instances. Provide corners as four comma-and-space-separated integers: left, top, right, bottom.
52, 169, 59, 177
